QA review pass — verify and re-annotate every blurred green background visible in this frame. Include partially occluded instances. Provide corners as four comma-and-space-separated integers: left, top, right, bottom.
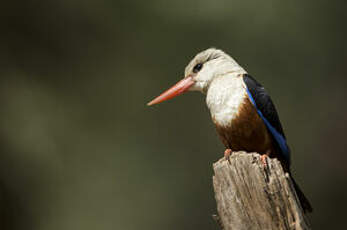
0, 0, 346, 229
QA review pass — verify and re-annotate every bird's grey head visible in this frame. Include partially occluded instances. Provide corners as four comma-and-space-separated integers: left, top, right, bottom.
184, 48, 246, 93
146, 48, 247, 106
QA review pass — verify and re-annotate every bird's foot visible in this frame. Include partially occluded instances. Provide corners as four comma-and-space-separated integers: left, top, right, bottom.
260, 155, 268, 167
224, 149, 232, 164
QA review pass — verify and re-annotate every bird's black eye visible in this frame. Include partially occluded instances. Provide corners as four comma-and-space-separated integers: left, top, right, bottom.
193, 63, 203, 73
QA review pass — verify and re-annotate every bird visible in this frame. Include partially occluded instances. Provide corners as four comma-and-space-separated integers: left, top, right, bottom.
147, 48, 312, 213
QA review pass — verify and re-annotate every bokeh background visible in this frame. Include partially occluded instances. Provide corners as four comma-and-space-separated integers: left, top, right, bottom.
1, 0, 346, 229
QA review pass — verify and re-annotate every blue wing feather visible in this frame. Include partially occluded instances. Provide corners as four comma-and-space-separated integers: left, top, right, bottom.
243, 75, 291, 163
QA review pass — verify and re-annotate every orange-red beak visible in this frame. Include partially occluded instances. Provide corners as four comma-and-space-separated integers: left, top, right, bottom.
147, 76, 195, 106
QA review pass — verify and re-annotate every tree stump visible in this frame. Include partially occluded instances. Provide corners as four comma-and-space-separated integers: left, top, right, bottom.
212, 151, 311, 230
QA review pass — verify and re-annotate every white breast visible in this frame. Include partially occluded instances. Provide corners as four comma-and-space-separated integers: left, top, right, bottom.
206, 74, 247, 127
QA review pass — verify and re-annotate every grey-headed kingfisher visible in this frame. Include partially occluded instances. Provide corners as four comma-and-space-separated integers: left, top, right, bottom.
147, 48, 312, 213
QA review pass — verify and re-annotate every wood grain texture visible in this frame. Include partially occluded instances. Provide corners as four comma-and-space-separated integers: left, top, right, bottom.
213, 152, 311, 230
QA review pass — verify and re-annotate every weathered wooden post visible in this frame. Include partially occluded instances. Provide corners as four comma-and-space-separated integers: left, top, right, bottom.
212, 151, 311, 230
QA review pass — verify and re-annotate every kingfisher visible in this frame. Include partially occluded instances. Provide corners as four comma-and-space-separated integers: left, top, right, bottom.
147, 48, 312, 213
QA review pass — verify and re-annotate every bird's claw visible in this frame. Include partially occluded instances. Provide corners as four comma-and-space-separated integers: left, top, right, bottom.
224, 149, 232, 164
260, 154, 268, 168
